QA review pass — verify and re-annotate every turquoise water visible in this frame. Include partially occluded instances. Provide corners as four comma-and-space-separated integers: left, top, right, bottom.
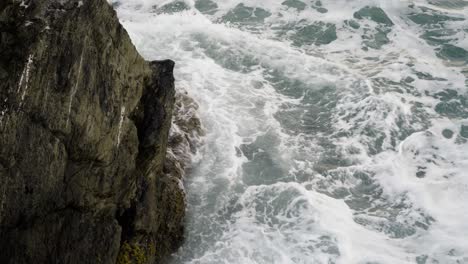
113, 1, 468, 263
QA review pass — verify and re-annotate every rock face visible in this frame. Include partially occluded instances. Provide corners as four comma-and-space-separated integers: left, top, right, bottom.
0, 0, 186, 263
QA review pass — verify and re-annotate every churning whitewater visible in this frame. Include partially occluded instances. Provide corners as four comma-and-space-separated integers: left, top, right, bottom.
113, 0, 468, 263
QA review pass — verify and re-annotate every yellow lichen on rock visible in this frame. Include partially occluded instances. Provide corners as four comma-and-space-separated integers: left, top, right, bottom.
116, 242, 148, 264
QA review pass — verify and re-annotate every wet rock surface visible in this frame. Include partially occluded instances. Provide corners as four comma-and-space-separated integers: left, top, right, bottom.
166, 89, 204, 180
0, 0, 188, 263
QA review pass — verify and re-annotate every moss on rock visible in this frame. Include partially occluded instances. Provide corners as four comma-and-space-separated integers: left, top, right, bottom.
117, 242, 148, 264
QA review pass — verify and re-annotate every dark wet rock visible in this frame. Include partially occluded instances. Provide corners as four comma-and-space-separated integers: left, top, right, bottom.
155, 91, 204, 262
0, 0, 187, 263
165, 90, 204, 186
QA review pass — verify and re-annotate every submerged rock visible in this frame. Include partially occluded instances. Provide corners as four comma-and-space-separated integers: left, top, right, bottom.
0, 0, 189, 263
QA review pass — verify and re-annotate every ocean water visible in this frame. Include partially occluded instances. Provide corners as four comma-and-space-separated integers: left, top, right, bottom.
112, 0, 468, 263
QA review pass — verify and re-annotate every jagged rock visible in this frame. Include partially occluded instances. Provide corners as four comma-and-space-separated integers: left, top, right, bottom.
0, 0, 186, 263
165, 89, 204, 181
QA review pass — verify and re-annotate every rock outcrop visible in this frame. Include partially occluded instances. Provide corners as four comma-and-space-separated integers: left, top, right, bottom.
0, 0, 186, 263
166, 90, 204, 181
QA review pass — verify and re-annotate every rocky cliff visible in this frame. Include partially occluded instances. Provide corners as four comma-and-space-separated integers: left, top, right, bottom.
0, 0, 187, 263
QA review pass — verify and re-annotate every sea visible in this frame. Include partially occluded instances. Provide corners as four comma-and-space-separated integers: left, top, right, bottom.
112, 0, 468, 263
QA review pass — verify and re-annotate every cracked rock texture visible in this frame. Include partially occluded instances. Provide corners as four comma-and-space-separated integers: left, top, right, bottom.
0, 0, 186, 263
